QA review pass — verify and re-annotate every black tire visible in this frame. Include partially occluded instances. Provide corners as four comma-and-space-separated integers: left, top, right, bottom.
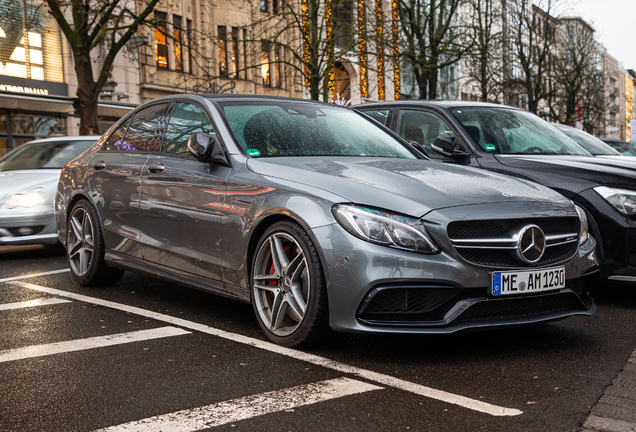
251, 221, 329, 348
66, 200, 124, 286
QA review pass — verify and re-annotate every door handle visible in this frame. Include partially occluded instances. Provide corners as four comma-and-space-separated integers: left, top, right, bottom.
147, 162, 166, 173
92, 161, 106, 170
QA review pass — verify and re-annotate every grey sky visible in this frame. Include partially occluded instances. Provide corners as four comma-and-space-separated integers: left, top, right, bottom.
572, 0, 635, 71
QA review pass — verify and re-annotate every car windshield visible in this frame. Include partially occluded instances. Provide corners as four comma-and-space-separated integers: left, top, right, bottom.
450, 108, 590, 155
555, 126, 621, 156
0, 140, 95, 171
220, 102, 417, 159
605, 140, 636, 156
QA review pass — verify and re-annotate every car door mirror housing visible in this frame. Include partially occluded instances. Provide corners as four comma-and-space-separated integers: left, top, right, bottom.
188, 133, 231, 166
431, 136, 468, 158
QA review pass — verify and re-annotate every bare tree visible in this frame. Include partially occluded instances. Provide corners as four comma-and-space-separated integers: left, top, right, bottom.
503, 0, 561, 114
463, 0, 503, 102
547, 19, 605, 131
44, 0, 167, 134
397, 0, 469, 100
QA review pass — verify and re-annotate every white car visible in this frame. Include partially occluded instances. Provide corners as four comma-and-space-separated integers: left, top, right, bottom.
0, 136, 98, 246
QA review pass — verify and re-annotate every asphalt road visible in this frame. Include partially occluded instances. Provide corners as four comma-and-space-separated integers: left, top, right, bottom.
1, 245, 636, 431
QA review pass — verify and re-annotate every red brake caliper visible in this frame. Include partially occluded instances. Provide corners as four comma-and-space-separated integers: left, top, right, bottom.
269, 245, 291, 288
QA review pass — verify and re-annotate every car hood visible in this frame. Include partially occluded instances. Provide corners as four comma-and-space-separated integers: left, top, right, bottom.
247, 157, 569, 217
0, 169, 61, 205
494, 155, 636, 194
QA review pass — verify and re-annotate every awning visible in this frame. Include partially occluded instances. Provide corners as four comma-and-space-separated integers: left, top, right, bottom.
0, 91, 75, 114
97, 102, 136, 118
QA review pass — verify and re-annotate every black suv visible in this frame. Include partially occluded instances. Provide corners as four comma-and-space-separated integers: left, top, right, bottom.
355, 101, 636, 284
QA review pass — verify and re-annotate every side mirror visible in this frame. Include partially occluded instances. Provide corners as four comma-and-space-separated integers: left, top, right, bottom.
431, 136, 468, 158
188, 133, 231, 167
409, 140, 429, 157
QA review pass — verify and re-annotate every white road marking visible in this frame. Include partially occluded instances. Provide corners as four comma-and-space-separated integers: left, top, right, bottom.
0, 326, 190, 363
0, 298, 71, 311
0, 268, 70, 284
11, 281, 523, 417
94, 377, 381, 432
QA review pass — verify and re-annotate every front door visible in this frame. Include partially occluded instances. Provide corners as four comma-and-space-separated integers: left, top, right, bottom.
139, 102, 230, 282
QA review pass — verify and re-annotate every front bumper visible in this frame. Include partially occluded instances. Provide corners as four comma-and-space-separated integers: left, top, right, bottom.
0, 209, 59, 246
314, 203, 598, 334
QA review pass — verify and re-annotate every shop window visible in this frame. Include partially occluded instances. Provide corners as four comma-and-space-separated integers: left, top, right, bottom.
173, 15, 183, 71
218, 26, 228, 77
154, 12, 168, 69
261, 42, 270, 86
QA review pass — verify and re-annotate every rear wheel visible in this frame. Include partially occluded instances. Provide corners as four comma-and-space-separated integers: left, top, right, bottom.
67, 200, 124, 286
252, 221, 329, 347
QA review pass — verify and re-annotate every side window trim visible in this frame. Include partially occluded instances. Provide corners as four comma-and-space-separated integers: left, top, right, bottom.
162, 101, 220, 157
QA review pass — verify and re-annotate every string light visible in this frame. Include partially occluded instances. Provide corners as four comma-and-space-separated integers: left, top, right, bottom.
325, 0, 335, 91
375, 0, 384, 100
392, 0, 399, 100
302, 0, 311, 87
358, 0, 368, 97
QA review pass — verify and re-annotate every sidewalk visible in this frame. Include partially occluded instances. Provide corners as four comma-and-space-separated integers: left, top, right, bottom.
582, 347, 636, 432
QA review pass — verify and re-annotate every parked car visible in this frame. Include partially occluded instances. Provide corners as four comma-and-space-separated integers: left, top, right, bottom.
0, 136, 98, 246
56, 95, 597, 347
355, 101, 636, 283
551, 123, 623, 157
601, 137, 636, 157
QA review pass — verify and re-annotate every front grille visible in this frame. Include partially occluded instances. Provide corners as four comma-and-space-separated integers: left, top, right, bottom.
448, 217, 579, 239
448, 217, 580, 268
454, 292, 583, 322
361, 287, 458, 315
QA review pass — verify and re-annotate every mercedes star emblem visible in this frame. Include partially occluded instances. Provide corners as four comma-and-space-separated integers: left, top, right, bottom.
514, 224, 546, 264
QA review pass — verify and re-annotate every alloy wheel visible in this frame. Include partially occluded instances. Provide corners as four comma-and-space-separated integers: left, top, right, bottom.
67, 207, 95, 277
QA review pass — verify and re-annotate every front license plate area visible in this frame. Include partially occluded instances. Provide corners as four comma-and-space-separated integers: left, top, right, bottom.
491, 267, 565, 296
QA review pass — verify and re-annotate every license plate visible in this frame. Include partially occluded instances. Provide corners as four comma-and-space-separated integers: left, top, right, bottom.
491, 267, 565, 296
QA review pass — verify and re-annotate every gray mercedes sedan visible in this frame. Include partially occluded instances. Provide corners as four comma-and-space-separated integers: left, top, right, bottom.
55, 95, 598, 347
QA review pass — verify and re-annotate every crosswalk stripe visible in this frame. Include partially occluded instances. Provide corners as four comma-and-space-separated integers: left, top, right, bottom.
93, 377, 381, 432
10, 281, 523, 416
0, 326, 190, 363
0, 298, 71, 311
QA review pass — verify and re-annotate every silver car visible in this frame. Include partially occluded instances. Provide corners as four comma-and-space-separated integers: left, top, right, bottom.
55, 95, 598, 347
0, 136, 97, 246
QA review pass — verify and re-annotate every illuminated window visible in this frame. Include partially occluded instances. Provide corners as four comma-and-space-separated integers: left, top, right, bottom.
231, 27, 239, 78
274, 46, 282, 88
173, 15, 183, 71
154, 12, 168, 69
261, 42, 270, 86
0, 1, 63, 82
218, 26, 227, 77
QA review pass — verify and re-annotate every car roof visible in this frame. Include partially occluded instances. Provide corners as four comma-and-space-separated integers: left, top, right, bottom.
355, 100, 515, 110
146, 93, 337, 108
23, 135, 100, 145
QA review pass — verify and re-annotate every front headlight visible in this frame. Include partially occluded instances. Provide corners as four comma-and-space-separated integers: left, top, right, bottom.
574, 204, 589, 245
594, 186, 636, 215
6, 187, 48, 209
332, 204, 439, 254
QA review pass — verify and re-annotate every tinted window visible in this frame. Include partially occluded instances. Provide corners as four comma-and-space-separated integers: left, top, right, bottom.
125, 104, 167, 152
359, 109, 390, 126
221, 103, 416, 159
450, 108, 590, 155
0, 140, 95, 171
163, 103, 216, 155
102, 116, 133, 151
397, 110, 455, 159
556, 126, 621, 156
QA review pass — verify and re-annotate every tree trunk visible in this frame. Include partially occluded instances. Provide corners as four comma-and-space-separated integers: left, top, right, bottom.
74, 48, 101, 135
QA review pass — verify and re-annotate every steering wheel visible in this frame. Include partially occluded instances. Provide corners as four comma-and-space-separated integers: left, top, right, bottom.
523, 146, 544, 153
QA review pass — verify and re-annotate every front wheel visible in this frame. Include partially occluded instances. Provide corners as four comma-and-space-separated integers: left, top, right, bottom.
66, 200, 124, 286
251, 221, 329, 348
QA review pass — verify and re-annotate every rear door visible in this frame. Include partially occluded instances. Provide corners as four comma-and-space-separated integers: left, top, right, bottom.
85, 103, 167, 258
138, 101, 230, 282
